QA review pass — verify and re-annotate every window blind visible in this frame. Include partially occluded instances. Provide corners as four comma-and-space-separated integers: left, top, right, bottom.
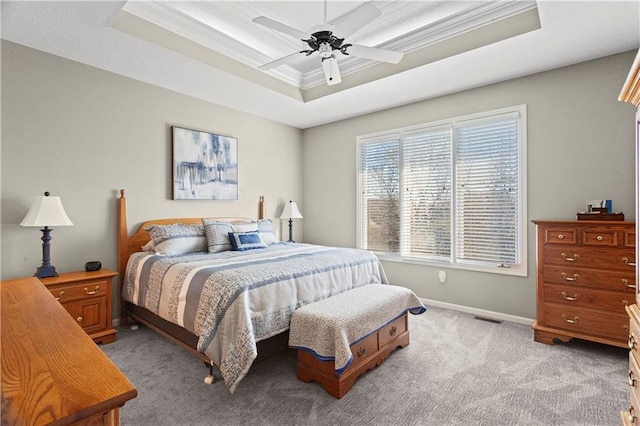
401, 127, 452, 259
455, 113, 520, 265
359, 136, 400, 253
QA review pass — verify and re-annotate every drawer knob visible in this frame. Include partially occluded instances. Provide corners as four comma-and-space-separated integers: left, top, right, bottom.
623, 278, 637, 289
596, 235, 603, 241
560, 253, 579, 262
561, 314, 579, 324
55, 290, 65, 301
557, 234, 564, 240
561, 272, 579, 282
84, 285, 100, 295
389, 326, 397, 336
76, 316, 83, 324
356, 347, 366, 358
629, 333, 638, 350
561, 291, 578, 301
629, 406, 637, 424
629, 370, 637, 387
623, 257, 637, 267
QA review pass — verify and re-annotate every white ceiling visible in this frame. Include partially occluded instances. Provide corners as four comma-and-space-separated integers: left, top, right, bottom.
2, 1, 639, 129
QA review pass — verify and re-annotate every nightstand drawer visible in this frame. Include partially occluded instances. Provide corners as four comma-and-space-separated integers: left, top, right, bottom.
47, 279, 107, 303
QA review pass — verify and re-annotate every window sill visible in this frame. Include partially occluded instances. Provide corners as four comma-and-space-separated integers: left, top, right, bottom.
373, 252, 527, 277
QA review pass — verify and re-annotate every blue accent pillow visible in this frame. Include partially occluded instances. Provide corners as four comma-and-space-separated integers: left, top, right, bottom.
228, 231, 267, 251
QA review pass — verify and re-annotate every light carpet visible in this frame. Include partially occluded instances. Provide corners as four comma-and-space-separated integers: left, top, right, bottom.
101, 306, 628, 425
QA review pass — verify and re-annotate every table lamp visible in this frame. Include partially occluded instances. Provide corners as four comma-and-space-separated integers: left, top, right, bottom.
279, 200, 303, 242
20, 192, 73, 278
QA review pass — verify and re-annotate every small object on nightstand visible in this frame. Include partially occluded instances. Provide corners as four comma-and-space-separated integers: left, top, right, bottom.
85, 261, 102, 272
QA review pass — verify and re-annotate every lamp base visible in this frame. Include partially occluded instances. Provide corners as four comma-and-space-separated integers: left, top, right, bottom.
35, 264, 58, 279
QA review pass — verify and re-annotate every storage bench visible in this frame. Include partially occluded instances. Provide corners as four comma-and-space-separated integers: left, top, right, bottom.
288, 284, 426, 398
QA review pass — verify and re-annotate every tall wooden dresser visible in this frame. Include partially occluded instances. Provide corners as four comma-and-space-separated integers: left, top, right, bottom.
533, 220, 636, 348
619, 48, 640, 425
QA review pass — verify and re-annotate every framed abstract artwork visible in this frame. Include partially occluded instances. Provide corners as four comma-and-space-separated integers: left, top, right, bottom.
172, 126, 238, 200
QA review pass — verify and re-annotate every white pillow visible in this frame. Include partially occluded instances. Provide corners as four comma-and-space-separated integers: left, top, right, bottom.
145, 223, 207, 255
202, 219, 258, 253
256, 219, 279, 245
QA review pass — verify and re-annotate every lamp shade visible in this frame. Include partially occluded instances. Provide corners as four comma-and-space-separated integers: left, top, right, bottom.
20, 193, 73, 227
280, 201, 303, 219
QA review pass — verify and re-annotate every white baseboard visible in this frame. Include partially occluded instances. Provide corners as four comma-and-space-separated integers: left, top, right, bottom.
420, 297, 534, 326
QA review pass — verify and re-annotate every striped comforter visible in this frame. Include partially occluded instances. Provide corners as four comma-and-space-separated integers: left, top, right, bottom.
122, 243, 387, 392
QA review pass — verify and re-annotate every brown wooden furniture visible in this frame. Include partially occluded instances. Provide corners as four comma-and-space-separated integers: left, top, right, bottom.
296, 312, 409, 398
1, 277, 137, 425
40, 269, 118, 344
532, 220, 635, 348
619, 49, 640, 425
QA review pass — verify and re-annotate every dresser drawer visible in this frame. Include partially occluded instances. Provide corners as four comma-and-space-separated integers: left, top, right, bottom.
379, 314, 407, 348
542, 303, 629, 342
543, 284, 631, 314
582, 229, 619, 246
543, 265, 636, 292
46, 279, 107, 303
544, 227, 578, 245
543, 246, 636, 271
630, 310, 640, 364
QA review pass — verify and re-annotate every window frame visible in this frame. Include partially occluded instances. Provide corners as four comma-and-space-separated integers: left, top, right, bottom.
356, 105, 528, 277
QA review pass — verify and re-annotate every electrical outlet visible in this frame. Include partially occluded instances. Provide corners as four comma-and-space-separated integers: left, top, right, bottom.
438, 270, 447, 283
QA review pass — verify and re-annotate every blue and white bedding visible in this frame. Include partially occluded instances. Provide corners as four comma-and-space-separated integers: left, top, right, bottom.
122, 242, 388, 392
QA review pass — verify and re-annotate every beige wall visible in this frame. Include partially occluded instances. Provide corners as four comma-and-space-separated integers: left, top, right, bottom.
301, 50, 637, 319
1, 41, 303, 288
2, 40, 636, 322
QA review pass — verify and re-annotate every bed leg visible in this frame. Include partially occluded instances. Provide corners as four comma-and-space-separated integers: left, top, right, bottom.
204, 362, 215, 384
127, 316, 139, 331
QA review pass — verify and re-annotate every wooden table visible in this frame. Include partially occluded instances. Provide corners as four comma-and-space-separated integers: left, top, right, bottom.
1, 277, 137, 425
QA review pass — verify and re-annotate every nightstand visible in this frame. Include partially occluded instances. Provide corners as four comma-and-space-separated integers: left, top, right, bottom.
40, 269, 118, 344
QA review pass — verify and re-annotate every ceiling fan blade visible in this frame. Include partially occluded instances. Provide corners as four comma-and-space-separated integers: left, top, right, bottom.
252, 16, 311, 41
345, 44, 404, 64
258, 51, 303, 71
332, 3, 381, 38
321, 55, 342, 86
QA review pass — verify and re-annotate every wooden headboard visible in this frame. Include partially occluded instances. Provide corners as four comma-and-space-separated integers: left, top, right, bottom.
116, 189, 265, 322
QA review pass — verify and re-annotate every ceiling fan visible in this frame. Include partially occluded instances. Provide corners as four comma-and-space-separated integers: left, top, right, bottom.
252, 3, 404, 86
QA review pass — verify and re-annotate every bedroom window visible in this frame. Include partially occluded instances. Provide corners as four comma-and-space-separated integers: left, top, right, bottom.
357, 105, 527, 276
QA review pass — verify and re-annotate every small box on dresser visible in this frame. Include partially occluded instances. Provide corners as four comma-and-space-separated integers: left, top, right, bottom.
532, 220, 636, 348
40, 269, 118, 344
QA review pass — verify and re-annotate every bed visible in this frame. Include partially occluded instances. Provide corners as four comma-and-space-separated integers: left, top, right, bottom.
116, 190, 388, 392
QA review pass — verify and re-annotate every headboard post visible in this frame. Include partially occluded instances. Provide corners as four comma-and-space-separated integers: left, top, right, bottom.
259, 195, 265, 220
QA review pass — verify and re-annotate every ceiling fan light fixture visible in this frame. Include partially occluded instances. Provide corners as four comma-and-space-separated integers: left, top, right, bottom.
253, 2, 403, 86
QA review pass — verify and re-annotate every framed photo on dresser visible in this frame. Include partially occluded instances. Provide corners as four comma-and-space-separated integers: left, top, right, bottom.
172, 126, 238, 200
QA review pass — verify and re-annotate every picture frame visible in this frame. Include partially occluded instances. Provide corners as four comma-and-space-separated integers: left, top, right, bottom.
172, 126, 238, 200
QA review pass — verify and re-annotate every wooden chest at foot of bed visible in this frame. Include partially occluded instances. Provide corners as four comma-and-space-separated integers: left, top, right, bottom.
296, 312, 410, 398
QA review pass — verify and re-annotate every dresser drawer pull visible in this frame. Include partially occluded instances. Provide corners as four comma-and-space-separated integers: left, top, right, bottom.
560, 253, 579, 262
624, 300, 630, 306
625, 325, 631, 332
561, 292, 578, 301
55, 290, 65, 301
629, 406, 637, 424
623, 257, 637, 267
389, 326, 397, 336
356, 347, 366, 358
561, 314, 579, 324
84, 285, 100, 295
561, 272, 579, 282
629, 370, 637, 387
623, 279, 637, 289
76, 316, 83, 324
596, 235, 603, 241
557, 234, 564, 240
630, 333, 638, 350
